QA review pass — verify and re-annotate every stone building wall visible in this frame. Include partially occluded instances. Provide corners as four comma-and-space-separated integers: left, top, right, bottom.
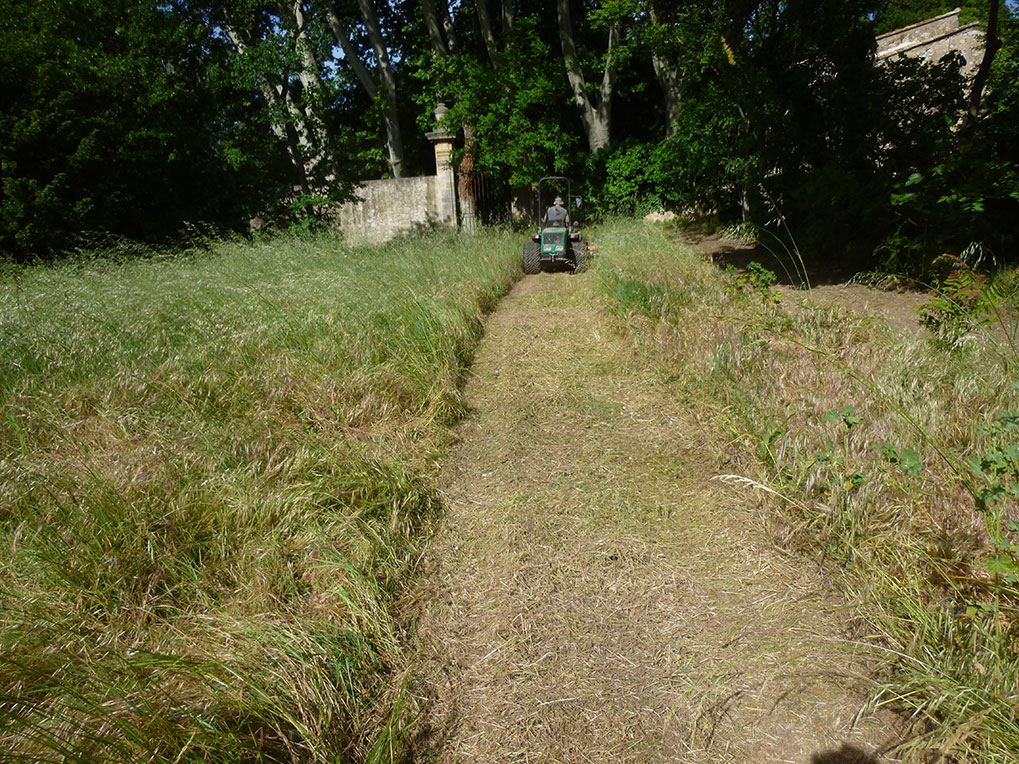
331, 105, 457, 244
331, 173, 456, 244
876, 8, 984, 79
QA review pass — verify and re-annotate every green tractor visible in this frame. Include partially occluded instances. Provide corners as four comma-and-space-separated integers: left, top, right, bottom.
523, 176, 590, 275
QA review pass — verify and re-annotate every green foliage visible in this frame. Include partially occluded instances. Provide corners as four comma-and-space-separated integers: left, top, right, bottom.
827, 405, 865, 430
580, 141, 661, 216
882, 443, 925, 476
873, 8, 1019, 270
969, 412, 1019, 589
597, 142, 660, 214
0, 0, 289, 258
0, 228, 521, 760
720, 0, 888, 245
588, 0, 1019, 275
286, 194, 332, 235
416, 15, 575, 188
723, 261, 780, 304
971, 412, 1019, 510
593, 7, 745, 217
919, 254, 1004, 349
603, 0, 906, 258
746, 262, 779, 303
3, 0, 1017, 268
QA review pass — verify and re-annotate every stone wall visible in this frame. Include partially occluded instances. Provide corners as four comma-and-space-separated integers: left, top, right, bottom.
331, 173, 456, 244
876, 8, 984, 79
331, 105, 457, 244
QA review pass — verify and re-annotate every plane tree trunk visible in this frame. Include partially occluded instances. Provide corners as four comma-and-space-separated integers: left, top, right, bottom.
325, 0, 406, 177
422, 0, 457, 57
964, 0, 1002, 128
280, 1, 334, 180
556, 0, 621, 153
647, 0, 686, 138
224, 26, 316, 195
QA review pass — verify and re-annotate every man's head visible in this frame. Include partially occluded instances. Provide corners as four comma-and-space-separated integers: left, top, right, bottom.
554, 196, 564, 205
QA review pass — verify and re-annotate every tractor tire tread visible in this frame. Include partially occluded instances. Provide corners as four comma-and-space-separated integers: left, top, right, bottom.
523, 240, 541, 274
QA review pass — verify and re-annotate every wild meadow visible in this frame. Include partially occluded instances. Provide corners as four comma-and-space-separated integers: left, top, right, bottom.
0, 230, 519, 762
4, 218, 1016, 762
595, 219, 1019, 762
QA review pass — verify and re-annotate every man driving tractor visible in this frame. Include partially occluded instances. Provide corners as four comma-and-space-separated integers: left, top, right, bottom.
542, 196, 569, 226
523, 178, 589, 275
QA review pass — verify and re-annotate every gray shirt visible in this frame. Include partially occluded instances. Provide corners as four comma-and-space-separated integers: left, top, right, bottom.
545, 204, 568, 225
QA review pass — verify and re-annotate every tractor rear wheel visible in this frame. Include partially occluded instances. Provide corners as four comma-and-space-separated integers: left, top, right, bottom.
523, 240, 540, 274
571, 240, 588, 274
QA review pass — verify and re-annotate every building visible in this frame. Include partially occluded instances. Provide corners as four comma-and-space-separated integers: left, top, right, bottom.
876, 8, 984, 79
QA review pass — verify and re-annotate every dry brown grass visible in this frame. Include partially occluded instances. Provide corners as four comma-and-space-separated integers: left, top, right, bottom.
591, 218, 1019, 762
408, 266, 898, 763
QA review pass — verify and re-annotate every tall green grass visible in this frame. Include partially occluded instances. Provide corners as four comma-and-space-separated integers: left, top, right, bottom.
0, 229, 520, 762
594, 218, 1019, 763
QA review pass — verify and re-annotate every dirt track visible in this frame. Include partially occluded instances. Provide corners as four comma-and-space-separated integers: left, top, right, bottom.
411, 268, 900, 763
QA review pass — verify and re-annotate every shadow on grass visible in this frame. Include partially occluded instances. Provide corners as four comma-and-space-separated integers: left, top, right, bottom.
811, 743, 882, 764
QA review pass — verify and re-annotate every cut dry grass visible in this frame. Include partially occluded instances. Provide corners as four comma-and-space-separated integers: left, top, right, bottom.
0, 228, 520, 762
411, 263, 896, 763
595, 218, 1019, 763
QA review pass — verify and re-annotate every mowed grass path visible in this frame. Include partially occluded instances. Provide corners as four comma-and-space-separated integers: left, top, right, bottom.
589, 221, 1019, 763
410, 265, 895, 762
0, 231, 518, 762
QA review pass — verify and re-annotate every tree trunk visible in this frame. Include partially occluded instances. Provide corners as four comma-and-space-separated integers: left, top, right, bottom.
282, 1, 333, 178
965, 0, 1002, 126
476, 0, 499, 66
286, 1, 323, 101
652, 56, 684, 138
324, 6, 376, 97
422, 0, 457, 56
737, 102, 751, 223
501, 0, 513, 36
422, 0, 448, 57
457, 123, 481, 231
648, 2, 685, 138
325, 0, 406, 177
357, 0, 405, 177
556, 0, 620, 153
284, 119, 313, 196
225, 26, 314, 194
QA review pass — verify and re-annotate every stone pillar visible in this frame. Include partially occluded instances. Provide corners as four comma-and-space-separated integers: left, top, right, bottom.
426, 103, 457, 228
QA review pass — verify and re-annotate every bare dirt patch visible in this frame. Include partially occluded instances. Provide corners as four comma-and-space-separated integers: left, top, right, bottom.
409, 270, 901, 763
804, 284, 926, 337
687, 231, 928, 337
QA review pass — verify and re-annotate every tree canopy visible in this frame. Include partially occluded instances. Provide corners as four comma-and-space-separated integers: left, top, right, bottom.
1, 0, 1017, 269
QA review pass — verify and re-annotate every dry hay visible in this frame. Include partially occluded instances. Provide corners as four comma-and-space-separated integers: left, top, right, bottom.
407, 273, 901, 763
